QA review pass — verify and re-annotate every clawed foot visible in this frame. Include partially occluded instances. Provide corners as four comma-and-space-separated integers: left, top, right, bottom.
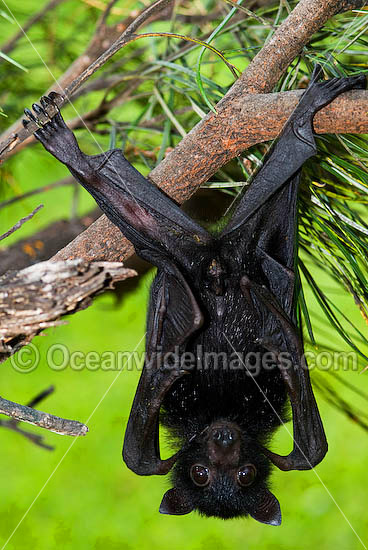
289, 64, 366, 145
296, 64, 366, 117
23, 93, 83, 166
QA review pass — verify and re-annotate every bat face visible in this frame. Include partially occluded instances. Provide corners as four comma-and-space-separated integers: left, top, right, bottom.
160, 420, 281, 525
25, 67, 366, 524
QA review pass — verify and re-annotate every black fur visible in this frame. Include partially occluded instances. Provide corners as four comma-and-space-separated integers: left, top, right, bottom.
25, 66, 366, 524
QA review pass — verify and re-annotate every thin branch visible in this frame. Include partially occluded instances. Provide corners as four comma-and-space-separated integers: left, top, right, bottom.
0, 177, 74, 211
0, 419, 54, 450
0, 204, 43, 242
0, 0, 66, 58
0, 393, 88, 437
0, 0, 174, 158
98, 0, 121, 27
1, 386, 56, 449
26, 385, 55, 408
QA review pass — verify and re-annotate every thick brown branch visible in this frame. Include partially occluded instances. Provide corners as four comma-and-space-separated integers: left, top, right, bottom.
0, 259, 136, 361
53, 88, 368, 263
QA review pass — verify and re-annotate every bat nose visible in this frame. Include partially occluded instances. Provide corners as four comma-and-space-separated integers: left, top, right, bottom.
212, 427, 237, 448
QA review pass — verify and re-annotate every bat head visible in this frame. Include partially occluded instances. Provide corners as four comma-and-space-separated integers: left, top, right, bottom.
160, 420, 281, 525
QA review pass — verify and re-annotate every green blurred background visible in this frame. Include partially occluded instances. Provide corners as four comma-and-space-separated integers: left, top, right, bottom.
1, 1, 368, 549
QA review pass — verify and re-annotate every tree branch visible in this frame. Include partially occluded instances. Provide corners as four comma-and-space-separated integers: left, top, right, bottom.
0, 0, 66, 58
0, 392, 88, 438
0, 204, 44, 242
44, 0, 367, 263
52, 87, 368, 263
0, 0, 174, 158
0, 386, 87, 448
0, 259, 136, 361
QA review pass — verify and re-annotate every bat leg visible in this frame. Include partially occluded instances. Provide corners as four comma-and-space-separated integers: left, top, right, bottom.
25, 94, 212, 269
222, 67, 366, 236
288, 68, 367, 148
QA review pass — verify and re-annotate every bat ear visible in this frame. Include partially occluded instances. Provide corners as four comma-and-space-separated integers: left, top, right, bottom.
249, 488, 281, 526
159, 487, 194, 516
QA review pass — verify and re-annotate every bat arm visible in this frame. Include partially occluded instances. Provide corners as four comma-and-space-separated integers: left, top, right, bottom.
263, 342, 328, 471
266, 327, 327, 471
240, 277, 327, 471
123, 364, 187, 476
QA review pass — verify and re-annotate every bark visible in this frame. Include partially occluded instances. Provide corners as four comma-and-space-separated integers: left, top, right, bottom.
48, 0, 368, 263
0, 395, 88, 437
0, 259, 136, 361
53, 88, 368, 263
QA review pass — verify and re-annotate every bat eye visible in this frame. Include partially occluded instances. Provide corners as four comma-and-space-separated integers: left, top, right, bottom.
190, 464, 210, 487
237, 464, 257, 487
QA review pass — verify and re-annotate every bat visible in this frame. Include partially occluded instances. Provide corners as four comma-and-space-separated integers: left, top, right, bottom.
24, 65, 366, 524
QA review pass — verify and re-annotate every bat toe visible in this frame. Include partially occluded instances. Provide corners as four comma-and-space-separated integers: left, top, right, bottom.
32, 102, 47, 118
41, 95, 54, 108
349, 73, 366, 90
48, 91, 63, 103
24, 107, 38, 124
309, 63, 324, 84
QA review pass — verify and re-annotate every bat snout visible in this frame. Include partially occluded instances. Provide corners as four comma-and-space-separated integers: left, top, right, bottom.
209, 421, 241, 448
212, 427, 237, 448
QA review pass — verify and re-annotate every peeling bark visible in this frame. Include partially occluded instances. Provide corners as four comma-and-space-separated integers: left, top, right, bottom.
0, 259, 136, 361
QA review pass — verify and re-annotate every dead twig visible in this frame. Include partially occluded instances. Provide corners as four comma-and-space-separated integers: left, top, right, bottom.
0, 0, 66, 58
0, 386, 88, 441
0, 204, 43, 242
0, 259, 136, 361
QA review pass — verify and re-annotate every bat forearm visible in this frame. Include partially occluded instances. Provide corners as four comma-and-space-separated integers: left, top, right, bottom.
123, 364, 187, 476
